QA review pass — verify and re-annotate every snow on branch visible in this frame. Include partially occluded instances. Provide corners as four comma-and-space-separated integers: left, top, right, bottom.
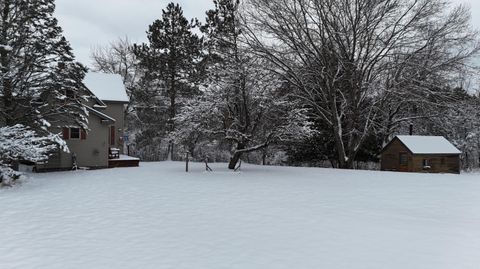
0, 124, 66, 162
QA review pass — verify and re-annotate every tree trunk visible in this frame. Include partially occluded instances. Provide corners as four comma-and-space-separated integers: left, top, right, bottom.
1, 2, 13, 126
348, 158, 356, 170
228, 143, 245, 170
332, 120, 348, 168
167, 69, 176, 161
167, 142, 174, 161
228, 151, 243, 170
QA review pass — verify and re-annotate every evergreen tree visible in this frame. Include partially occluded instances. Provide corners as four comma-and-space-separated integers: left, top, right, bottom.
0, 0, 88, 180
133, 2, 202, 160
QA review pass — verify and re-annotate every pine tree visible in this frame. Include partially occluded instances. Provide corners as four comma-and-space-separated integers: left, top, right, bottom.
0, 0, 88, 179
133, 2, 203, 160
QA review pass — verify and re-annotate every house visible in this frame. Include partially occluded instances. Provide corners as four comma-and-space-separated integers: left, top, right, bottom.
35, 72, 138, 171
380, 135, 461, 174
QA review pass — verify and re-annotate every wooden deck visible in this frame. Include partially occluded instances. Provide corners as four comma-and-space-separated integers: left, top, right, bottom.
108, 155, 140, 168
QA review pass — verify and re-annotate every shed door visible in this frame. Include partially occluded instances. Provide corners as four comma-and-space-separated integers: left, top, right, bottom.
399, 152, 409, 172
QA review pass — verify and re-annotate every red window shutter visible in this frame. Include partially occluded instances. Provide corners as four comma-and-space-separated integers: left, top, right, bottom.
62, 128, 69, 140
81, 130, 87, 140
110, 126, 115, 146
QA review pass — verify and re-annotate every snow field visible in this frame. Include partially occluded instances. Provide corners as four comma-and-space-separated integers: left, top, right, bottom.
1, 162, 480, 269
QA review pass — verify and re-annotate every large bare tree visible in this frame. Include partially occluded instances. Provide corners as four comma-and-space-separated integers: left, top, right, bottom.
173, 0, 310, 170
244, 0, 479, 168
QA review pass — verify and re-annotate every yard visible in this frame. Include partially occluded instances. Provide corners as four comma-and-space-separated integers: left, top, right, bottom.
1, 162, 480, 269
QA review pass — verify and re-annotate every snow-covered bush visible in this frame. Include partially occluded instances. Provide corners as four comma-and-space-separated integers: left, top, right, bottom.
0, 166, 18, 187
0, 125, 66, 187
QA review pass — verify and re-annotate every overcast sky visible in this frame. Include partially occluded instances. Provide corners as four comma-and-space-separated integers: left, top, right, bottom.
54, 0, 480, 67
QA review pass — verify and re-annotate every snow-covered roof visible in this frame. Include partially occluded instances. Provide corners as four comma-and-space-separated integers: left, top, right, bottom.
396, 135, 461, 154
84, 72, 129, 103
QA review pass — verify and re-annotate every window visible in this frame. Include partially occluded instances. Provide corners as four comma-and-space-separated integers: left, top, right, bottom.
422, 159, 430, 168
70, 128, 80, 139
65, 89, 75, 99
399, 153, 408, 165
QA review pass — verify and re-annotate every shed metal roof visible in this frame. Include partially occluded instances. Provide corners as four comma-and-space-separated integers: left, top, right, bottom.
395, 135, 461, 155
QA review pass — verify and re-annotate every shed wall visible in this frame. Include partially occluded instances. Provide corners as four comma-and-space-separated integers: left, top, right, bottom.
381, 139, 411, 171
381, 138, 460, 174
410, 155, 460, 174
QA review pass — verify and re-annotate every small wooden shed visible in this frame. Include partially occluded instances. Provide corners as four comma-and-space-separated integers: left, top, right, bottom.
381, 136, 461, 174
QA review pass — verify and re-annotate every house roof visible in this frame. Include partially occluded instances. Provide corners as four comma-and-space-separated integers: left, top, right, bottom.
395, 135, 461, 155
84, 72, 129, 103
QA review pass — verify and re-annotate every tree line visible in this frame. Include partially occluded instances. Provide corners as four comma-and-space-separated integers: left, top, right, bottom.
93, 0, 480, 170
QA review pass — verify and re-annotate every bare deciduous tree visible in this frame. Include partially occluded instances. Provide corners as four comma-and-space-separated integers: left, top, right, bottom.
244, 0, 479, 168
91, 37, 139, 118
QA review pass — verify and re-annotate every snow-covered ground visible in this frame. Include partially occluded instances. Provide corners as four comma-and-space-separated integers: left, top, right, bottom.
1, 162, 480, 269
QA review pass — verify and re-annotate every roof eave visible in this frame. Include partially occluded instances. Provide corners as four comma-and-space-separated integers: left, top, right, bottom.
84, 105, 116, 124
380, 136, 414, 155
410, 152, 462, 155
82, 84, 107, 107
101, 99, 129, 104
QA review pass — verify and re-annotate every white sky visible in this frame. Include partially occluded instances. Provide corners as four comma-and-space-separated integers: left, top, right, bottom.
54, 0, 213, 67
54, 0, 480, 67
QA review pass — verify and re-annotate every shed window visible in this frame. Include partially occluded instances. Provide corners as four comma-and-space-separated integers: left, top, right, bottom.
422, 159, 430, 168
399, 153, 408, 165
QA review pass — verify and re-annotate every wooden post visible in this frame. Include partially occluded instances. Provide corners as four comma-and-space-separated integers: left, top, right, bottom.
204, 158, 213, 172
185, 151, 189, 172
